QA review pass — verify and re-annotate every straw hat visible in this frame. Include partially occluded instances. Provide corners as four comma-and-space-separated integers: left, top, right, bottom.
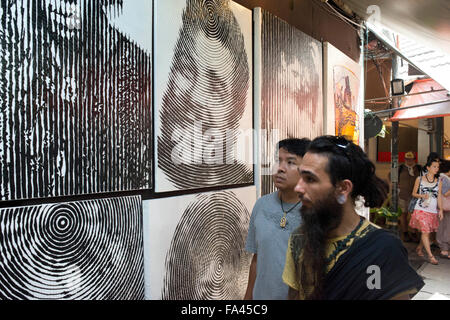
405, 151, 415, 159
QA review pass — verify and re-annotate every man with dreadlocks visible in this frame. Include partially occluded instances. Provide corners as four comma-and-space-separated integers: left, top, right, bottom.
282, 135, 424, 300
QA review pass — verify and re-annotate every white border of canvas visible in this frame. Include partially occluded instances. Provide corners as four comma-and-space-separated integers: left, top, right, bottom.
154, 0, 254, 192
142, 185, 257, 299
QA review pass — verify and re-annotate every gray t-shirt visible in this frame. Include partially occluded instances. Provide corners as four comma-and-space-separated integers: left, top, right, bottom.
245, 191, 302, 300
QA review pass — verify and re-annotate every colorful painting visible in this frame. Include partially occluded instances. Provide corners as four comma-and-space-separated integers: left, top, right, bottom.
324, 42, 361, 145
333, 66, 360, 143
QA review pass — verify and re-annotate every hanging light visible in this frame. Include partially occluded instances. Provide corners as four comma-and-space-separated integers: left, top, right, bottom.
391, 78, 405, 96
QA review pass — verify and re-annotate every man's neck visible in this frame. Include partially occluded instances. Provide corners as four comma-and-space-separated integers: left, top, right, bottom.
328, 203, 361, 238
278, 189, 300, 204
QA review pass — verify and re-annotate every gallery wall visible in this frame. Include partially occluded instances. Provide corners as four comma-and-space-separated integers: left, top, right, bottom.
0, 0, 151, 299
0, 0, 361, 300
234, 0, 361, 63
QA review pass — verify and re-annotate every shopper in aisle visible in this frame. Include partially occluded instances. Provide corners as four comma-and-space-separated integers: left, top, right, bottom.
244, 138, 310, 300
409, 158, 441, 265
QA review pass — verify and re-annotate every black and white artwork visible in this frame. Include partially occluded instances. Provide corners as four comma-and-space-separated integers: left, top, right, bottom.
143, 186, 256, 299
0, 0, 152, 200
255, 9, 323, 196
154, 0, 253, 192
0, 195, 144, 300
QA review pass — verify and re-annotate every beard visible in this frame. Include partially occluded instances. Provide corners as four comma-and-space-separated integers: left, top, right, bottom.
297, 189, 344, 299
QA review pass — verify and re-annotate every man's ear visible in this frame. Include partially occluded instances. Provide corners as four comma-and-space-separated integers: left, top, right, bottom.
335, 179, 353, 198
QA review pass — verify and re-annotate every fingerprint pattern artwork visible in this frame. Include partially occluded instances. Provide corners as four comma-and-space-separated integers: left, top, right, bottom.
260, 10, 323, 195
0, 0, 152, 200
162, 191, 252, 299
157, 0, 253, 191
0, 195, 144, 300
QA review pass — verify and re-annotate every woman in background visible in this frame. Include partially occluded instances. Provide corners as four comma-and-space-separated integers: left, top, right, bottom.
437, 160, 450, 258
409, 159, 441, 265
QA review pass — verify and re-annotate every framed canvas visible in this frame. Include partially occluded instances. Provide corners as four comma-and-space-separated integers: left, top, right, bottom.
0, 195, 144, 299
254, 8, 323, 196
154, 0, 253, 192
0, 0, 152, 200
323, 42, 362, 145
143, 186, 256, 299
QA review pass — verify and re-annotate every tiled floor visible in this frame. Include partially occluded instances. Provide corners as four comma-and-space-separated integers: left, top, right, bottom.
403, 240, 450, 300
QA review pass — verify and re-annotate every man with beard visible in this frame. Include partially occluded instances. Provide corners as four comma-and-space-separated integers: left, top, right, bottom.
282, 135, 425, 300
244, 138, 310, 300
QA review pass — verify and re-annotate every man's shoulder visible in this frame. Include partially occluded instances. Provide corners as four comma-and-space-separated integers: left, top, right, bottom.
365, 228, 405, 253
249, 192, 277, 219
374, 228, 401, 242
254, 192, 278, 208
352, 224, 403, 254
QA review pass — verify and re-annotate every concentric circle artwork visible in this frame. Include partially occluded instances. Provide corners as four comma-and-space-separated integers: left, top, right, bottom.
161, 191, 252, 299
0, 196, 144, 300
143, 186, 256, 300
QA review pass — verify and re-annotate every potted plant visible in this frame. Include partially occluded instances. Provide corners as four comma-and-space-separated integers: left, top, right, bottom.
370, 195, 403, 235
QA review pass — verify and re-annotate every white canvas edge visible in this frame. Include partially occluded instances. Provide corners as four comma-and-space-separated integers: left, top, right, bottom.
253, 7, 262, 199
153, 0, 254, 192
142, 185, 257, 300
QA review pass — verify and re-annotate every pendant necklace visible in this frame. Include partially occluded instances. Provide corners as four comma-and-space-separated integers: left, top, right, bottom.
279, 193, 301, 228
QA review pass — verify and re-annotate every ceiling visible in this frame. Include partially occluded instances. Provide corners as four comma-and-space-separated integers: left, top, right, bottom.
340, 0, 450, 55
338, 0, 450, 91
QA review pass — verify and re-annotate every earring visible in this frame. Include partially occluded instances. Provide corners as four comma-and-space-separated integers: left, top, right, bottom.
337, 194, 346, 205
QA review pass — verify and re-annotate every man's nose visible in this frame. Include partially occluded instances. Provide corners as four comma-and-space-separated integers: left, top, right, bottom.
294, 177, 305, 195
277, 161, 287, 173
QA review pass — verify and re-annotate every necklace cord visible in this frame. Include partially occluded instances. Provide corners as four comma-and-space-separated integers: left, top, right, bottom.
280, 194, 301, 214
279, 193, 301, 228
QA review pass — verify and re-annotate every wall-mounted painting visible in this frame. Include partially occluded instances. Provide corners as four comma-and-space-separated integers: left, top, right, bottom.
154, 0, 253, 192
0, 0, 152, 200
143, 186, 256, 299
323, 42, 361, 145
254, 8, 323, 196
0, 195, 144, 299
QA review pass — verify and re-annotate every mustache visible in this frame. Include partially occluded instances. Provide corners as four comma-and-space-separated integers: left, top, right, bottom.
300, 197, 343, 234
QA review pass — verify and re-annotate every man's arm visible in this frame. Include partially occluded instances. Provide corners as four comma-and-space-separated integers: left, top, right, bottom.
243, 254, 257, 300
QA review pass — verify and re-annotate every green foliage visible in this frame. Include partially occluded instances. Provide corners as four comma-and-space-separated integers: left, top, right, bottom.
369, 195, 402, 225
